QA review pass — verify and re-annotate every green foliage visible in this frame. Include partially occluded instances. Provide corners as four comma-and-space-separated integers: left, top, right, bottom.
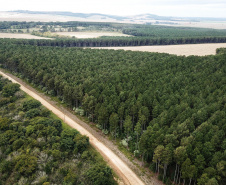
2, 83, 20, 97
206, 178, 219, 185
40, 107, 51, 117
0, 79, 3, 91
158, 174, 163, 181
64, 170, 77, 184
14, 154, 38, 176
0, 117, 10, 131
74, 134, 89, 153
124, 115, 133, 136
109, 113, 119, 137
75, 107, 84, 116
12, 138, 24, 150
25, 108, 40, 118
216, 48, 226, 55
120, 139, 128, 148
0, 160, 13, 174
0, 37, 225, 184
0, 77, 116, 185
2, 20, 226, 47
22, 99, 41, 111
198, 173, 209, 185
0, 97, 10, 106
85, 164, 117, 185
123, 25, 226, 38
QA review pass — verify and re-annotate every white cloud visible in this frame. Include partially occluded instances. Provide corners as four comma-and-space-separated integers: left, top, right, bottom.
0, 0, 226, 18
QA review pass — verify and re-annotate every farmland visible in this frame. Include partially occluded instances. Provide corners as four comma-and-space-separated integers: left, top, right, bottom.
0, 33, 51, 39
55, 31, 131, 38
94, 43, 226, 56
1, 21, 226, 47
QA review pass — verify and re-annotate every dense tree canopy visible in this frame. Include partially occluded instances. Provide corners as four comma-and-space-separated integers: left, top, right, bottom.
0, 40, 225, 184
0, 76, 116, 185
1, 20, 226, 46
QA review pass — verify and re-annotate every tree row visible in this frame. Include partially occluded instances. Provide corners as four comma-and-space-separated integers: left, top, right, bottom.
0, 41, 225, 184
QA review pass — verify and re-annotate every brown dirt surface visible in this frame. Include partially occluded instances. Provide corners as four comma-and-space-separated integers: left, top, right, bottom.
93, 43, 226, 56
0, 69, 163, 185
0, 33, 52, 39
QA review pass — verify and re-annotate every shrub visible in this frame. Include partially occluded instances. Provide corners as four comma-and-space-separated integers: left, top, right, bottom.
0, 97, 10, 106
85, 164, 116, 185
102, 129, 109, 135
12, 139, 24, 150
0, 117, 10, 131
149, 163, 156, 172
22, 99, 41, 111
40, 107, 51, 117
15, 154, 38, 176
96, 124, 102, 129
25, 108, 40, 118
2, 83, 20, 97
120, 139, 128, 148
134, 150, 140, 157
158, 174, 163, 181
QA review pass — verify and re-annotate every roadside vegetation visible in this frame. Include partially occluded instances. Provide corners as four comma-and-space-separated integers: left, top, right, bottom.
0, 75, 116, 185
0, 40, 225, 185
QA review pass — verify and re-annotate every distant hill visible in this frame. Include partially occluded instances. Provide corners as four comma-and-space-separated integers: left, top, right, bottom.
13, 10, 127, 21
11, 10, 226, 22
1, 10, 226, 29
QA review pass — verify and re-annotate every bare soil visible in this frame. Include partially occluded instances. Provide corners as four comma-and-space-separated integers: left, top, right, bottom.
93, 43, 226, 56
56, 32, 131, 38
0, 70, 163, 185
0, 33, 52, 39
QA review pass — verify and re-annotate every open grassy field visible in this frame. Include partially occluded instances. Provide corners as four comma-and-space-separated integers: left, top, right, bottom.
56, 31, 131, 38
0, 33, 52, 39
94, 43, 226, 56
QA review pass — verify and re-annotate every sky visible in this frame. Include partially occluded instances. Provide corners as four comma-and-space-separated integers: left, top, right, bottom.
1, 0, 226, 18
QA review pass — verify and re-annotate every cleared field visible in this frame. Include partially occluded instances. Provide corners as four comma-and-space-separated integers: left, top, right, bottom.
0, 33, 52, 39
94, 43, 226, 56
56, 32, 131, 38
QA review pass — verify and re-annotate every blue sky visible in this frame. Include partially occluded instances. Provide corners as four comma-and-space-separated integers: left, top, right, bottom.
1, 0, 226, 18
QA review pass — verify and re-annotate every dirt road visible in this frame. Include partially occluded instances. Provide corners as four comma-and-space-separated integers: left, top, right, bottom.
0, 70, 148, 185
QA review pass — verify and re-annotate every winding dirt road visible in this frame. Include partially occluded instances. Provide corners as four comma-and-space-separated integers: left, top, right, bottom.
0, 70, 145, 185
